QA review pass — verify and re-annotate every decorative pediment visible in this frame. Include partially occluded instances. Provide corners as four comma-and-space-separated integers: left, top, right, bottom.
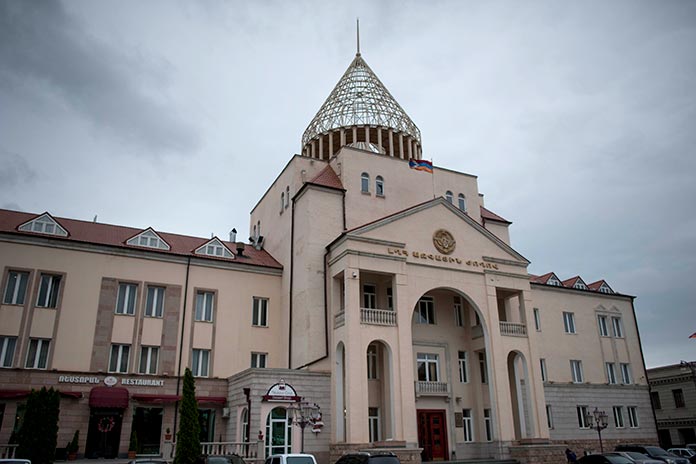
17, 212, 68, 237
126, 228, 170, 250
564, 276, 588, 290
194, 238, 234, 259
544, 273, 563, 286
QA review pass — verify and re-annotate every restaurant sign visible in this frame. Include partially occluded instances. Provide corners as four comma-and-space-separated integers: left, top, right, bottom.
58, 375, 164, 387
263, 379, 301, 402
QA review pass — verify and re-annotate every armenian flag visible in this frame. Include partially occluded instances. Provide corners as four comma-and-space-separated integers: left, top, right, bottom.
409, 158, 433, 173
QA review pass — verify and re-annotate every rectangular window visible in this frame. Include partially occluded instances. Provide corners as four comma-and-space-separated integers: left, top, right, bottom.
571, 360, 584, 383
458, 351, 468, 383
479, 351, 488, 384
0, 336, 17, 368
462, 409, 473, 442
613, 406, 624, 428
454, 297, 463, 327
139, 346, 159, 375
651, 391, 662, 410
563, 312, 576, 334
3, 271, 29, 305
192, 349, 210, 377
546, 405, 554, 429
145, 286, 165, 317
387, 287, 393, 311
252, 297, 268, 327
620, 363, 632, 384
577, 405, 590, 428
25, 338, 50, 369
368, 407, 380, 442
109, 344, 130, 373
37, 274, 61, 308
115, 282, 137, 315
250, 352, 267, 369
673, 389, 685, 408
416, 297, 435, 324
598, 315, 609, 337
627, 406, 639, 428
417, 353, 439, 382
606, 362, 617, 384
612, 317, 624, 337
195, 291, 214, 322
484, 408, 492, 441
540, 358, 547, 382
367, 345, 378, 379
363, 284, 376, 309
533, 308, 541, 331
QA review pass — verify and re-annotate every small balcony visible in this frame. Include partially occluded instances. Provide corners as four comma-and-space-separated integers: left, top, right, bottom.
415, 381, 449, 396
361, 308, 397, 326
500, 321, 527, 337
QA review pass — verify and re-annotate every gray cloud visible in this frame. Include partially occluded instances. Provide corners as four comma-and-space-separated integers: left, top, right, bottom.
0, 0, 200, 155
0, 149, 37, 187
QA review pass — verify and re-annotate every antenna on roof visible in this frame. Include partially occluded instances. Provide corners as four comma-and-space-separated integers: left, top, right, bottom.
93, 215, 97, 223
356, 18, 360, 56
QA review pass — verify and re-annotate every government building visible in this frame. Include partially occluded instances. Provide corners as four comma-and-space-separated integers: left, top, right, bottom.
0, 45, 656, 463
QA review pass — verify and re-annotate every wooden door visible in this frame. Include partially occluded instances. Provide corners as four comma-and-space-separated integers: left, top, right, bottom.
417, 410, 449, 461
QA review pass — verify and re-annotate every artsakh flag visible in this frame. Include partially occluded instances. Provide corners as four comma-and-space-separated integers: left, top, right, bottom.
409, 158, 433, 173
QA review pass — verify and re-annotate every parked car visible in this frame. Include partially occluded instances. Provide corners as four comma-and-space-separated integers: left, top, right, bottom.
128, 460, 169, 464
205, 455, 246, 464
0, 460, 31, 464
667, 449, 696, 464
334, 452, 401, 464
606, 451, 664, 464
264, 454, 317, 464
578, 454, 635, 464
615, 445, 689, 464
687, 446, 696, 453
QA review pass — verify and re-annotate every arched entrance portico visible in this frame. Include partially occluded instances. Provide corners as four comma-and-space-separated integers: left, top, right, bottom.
366, 340, 395, 443
507, 350, 535, 440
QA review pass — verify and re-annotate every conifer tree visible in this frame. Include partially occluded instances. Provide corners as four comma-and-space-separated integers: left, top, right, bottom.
16, 387, 60, 464
174, 368, 201, 464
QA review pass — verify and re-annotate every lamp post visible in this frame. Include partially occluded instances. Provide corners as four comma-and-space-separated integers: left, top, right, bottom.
585, 408, 609, 453
288, 400, 322, 453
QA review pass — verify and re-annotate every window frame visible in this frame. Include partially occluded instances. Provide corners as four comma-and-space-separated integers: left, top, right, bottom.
139, 346, 159, 375
577, 405, 590, 428
533, 308, 541, 331
612, 317, 624, 338
606, 362, 617, 384
457, 193, 467, 212
36, 273, 62, 309
192, 348, 210, 377
445, 191, 453, 204
195, 290, 215, 322
252, 297, 269, 327
563, 311, 576, 334
144, 286, 165, 318
620, 363, 632, 385
416, 296, 435, 324
454, 296, 463, 327
673, 388, 685, 408
368, 407, 381, 442
0, 336, 17, 368
251, 352, 267, 369
416, 353, 439, 382
3, 270, 29, 305
362, 284, 377, 309
115, 282, 138, 315
540, 358, 547, 382
627, 406, 639, 428
479, 351, 488, 384
361, 173, 370, 193
108, 344, 130, 373
546, 405, 554, 429
598, 315, 609, 337
458, 350, 468, 383
483, 408, 493, 441
462, 409, 474, 442
571, 359, 584, 383
367, 344, 378, 380
375, 175, 384, 197
25, 338, 50, 369
613, 406, 625, 428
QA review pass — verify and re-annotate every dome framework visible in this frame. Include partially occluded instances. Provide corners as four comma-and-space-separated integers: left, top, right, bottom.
301, 53, 422, 161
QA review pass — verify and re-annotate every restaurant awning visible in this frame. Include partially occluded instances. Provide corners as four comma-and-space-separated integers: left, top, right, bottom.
89, 387, 129, 408
131, 393, 226, 406
0, 389, 83, 399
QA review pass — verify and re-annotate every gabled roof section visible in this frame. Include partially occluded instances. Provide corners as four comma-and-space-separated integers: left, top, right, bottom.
0, 209, 282, 270
588, 279, 614, 294
337, 197, 529, 264
480, 206, 511, 225
126, 228, 171, 250
194, 237, 234, 259
532, 272, 563, 286
563, 275, 588, 290
309, 165, 344, 190
302, 54, 421, 146
17, 212, 68, 237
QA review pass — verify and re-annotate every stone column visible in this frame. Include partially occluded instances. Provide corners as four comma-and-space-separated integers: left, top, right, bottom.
340, 128, 346, 148
377, 128, 382, 152
365, 126, 370, 146
352, 127, 357, 144
388, 129, 394, 157
319, 135, 324, 160
328, 132, 334, 158
398, 133, 404, 159
407, 136, 413, 159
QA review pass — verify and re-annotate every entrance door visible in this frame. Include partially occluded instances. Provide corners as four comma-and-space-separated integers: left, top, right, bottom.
133, 407, 163, 455
417, 410, 448, 461
85, 408, 124, 458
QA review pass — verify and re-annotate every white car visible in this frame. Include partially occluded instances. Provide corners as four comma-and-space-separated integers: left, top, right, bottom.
264, 454, 317, 464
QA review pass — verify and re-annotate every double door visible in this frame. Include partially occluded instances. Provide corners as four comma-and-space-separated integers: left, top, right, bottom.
417, 409, 448, 461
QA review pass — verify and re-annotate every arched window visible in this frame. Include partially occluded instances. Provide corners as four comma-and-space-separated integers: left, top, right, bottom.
285, 186, 290, 208
280, 192, 285, 212
361, 173, 370, 193
241, 408, 249, 442
375, 176, 384, 196
445, 191, 453, 204
458, 194, 466, 212
266, 407, 292, 455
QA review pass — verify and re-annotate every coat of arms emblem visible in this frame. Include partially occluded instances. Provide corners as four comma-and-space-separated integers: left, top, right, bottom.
433, 229, 456, 254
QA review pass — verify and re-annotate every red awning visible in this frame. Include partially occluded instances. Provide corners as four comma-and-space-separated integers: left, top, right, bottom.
0, 389, 30, 399
131, 394, 226, 406
60, 391, 83, 399
89, 387, 129, 408
197, 396, 226, 406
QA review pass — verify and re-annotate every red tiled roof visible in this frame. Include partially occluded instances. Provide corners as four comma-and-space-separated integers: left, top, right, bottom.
308, 165, 344, 190
531, 272, 616, 294
0, 209, 282, 269
480, 206, 511, 224
587, 280, 611, 291
531, 272, 556, 284
562, 276, 584, 288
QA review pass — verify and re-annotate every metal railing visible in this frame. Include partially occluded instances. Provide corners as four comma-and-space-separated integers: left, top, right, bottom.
415, 381, 448, 395
1, 444, 17, 459
360, 308, 397, 326
500, 321, 527, 337
200, 440, 264, 460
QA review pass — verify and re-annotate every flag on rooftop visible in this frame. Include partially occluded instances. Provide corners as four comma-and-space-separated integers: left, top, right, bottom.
690, 332, 696, 339
409, 158, 433, 173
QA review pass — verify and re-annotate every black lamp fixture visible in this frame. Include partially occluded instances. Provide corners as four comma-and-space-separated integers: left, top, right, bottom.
585, 407, 609, 453
288, 400, 322, 453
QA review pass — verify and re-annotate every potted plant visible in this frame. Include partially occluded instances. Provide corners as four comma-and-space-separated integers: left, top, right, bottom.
67, 430, 79, 460
164, 427, 172, 441
128, 430, 138, 459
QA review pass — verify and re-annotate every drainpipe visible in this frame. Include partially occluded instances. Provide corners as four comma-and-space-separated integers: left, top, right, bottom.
289, 197, 295, 368
172, 256, 192, 441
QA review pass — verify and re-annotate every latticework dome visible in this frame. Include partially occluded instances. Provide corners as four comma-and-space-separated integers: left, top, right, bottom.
301, 53, 422, 161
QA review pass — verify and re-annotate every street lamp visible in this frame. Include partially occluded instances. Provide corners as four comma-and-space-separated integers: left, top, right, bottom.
288, 400, 322, 453
585, 408, 609, 453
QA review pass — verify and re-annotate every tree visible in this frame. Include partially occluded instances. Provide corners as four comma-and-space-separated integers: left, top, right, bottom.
174, 368, 201, 464
16, 387, 60, 464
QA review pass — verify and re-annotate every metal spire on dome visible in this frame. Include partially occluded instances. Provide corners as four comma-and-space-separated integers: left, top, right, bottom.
356, 18, 360, 56
301, 36, 421, 149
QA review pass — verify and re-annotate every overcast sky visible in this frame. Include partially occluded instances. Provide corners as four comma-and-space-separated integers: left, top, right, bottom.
1, 0, 694, 368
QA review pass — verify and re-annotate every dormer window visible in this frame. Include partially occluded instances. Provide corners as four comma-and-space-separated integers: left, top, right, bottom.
599, 283, 613, 294
126, 229, 170, 250
195, 238, 234, 258
573, 281, 587, 290
458, 194, 467, 212
547, 277, 562, 286
18, 213, 68, 237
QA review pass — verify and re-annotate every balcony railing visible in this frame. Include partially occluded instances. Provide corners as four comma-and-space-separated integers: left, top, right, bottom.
361, 308, 397, 326
415, 381, 449, 396
500, 321, 527, 337
334, 311, 345, 328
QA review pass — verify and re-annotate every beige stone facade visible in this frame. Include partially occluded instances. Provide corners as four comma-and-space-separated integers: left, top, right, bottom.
0, 49, 657, 463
